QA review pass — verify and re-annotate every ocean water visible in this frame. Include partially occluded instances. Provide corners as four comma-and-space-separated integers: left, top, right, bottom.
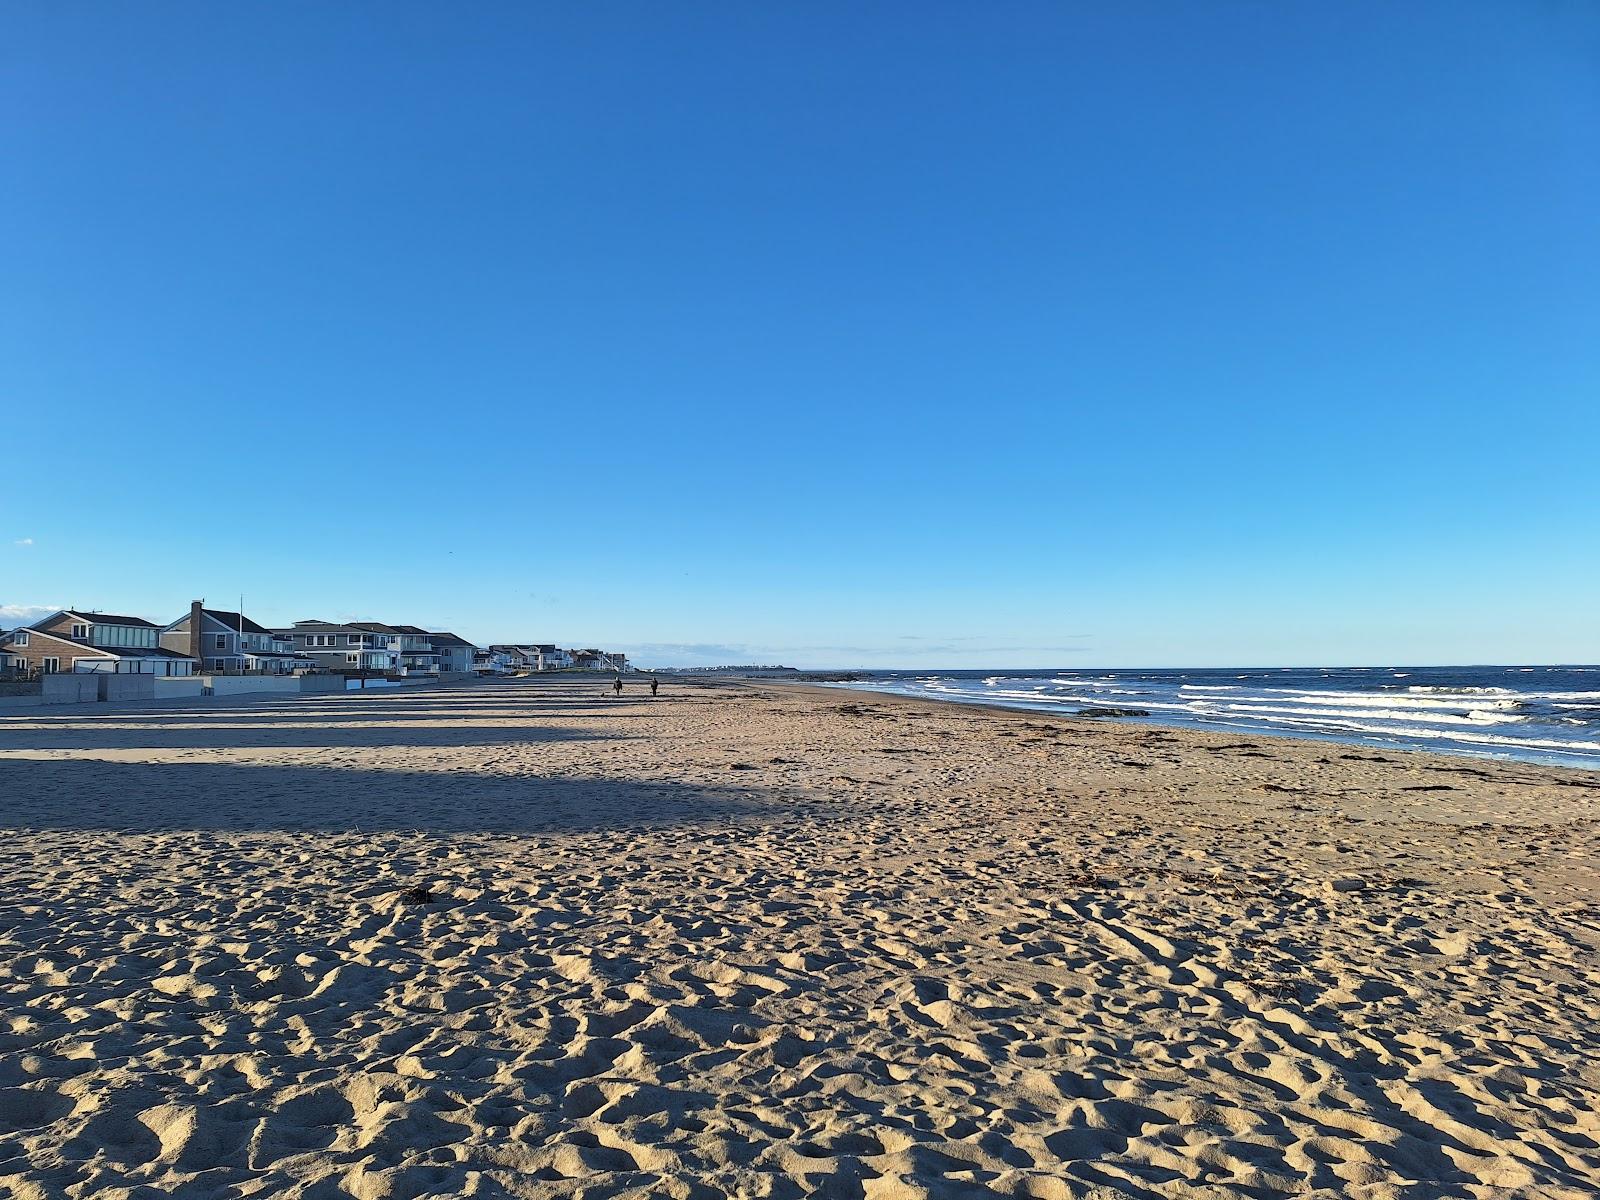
826, 666, 1600, 769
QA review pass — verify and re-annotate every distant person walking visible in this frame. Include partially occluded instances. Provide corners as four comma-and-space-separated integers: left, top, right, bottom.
650, 677, 659, 697
613, 675, 623, 697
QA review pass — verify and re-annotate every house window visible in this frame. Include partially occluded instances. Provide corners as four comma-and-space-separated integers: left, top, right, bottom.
42, 657, 60, 673
214, 634, 227, 649
71, 623, 88, 639
346, 653, 358, 664
14, 630, 27, 646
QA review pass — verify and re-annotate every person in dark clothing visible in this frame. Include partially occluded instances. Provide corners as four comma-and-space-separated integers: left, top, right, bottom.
650, 677, 659, 697
613, 675, 623, 697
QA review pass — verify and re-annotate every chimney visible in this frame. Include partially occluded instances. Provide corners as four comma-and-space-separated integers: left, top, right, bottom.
189, 600, 204, 665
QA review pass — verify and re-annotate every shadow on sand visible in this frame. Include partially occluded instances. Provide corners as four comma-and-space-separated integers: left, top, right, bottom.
0, 723, 620, 752
0, 757, 803, 835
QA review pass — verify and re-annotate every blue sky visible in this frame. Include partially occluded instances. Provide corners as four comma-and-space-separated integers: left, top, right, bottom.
3, 3, 1596, 667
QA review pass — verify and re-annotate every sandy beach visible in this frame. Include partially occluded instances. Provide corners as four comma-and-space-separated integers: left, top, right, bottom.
1, 675, 1597, 1199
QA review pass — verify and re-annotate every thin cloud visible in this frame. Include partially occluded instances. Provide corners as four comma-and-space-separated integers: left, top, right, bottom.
13, 538, 33, 547
0, 603, 59, 626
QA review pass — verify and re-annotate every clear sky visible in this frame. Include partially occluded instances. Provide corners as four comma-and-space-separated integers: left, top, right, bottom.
3, 3, 1596, 667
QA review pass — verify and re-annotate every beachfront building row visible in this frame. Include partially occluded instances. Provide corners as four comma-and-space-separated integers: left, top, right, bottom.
1, 604, 483, 678
479, 645, 629, 673
2, 604, 630, 678
268, 621, 483, 675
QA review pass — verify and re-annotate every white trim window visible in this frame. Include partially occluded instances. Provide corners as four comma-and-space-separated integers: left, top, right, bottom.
71, 623, 89, 639
42, 656, 60, 673
15, 630, 28, 646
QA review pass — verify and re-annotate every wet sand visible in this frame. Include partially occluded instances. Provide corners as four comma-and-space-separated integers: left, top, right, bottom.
1, 675, 1597, 1199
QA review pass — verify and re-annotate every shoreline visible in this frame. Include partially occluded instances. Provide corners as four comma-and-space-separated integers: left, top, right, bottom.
805, 671, 1600, 773
767, 675, 1600, 782
3, 675, 1597, 1196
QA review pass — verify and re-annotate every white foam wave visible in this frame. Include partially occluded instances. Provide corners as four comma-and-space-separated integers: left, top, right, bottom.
1406, 685, 1517, 696
1214, 702, 1520, 727
1258, 689, 1522, 712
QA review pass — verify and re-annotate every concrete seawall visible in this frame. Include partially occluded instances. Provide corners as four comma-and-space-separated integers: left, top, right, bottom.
43, 674, 100, 705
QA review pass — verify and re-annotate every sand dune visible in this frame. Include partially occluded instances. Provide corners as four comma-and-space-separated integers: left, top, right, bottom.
1, 678, 1597, 1198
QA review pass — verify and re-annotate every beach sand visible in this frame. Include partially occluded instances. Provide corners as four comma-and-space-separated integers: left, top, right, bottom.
1, 676, 1597, 1199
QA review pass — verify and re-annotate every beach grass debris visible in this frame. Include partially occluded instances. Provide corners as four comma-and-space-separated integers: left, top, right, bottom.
399, 884, 436, 905
1247, 977, 1301, 999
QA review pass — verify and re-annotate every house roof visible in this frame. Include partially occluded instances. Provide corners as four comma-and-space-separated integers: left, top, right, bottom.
278, 621, 359, 634
0, 631, 191, 661
203, 609, 274, 635
390, 624, 431, 635
350, 621, 401, 634
4, 627, 113, 655
93, 645, 195, 660
427, 631, 475, 647
52, 610, 158, 629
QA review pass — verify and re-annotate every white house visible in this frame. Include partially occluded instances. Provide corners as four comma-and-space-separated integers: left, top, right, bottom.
534, 645, 574, 671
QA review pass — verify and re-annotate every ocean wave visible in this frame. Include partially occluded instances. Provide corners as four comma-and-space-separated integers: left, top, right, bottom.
1216, 712, 1600, 754
1214, 702, 1521, 726
1258, 689, 1523, 711
1406, 685, 1517, 696
844, 672, 1600, 767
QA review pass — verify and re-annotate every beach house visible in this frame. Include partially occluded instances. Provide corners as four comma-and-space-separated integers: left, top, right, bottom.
272, 620, 401, 673
343, 622, 442, 676
567, 649, 628, 672
473, 648, 511, 674
426, 631, 478, 673
488, 645, 536, 672
2, 610, 197, 675
534, 645, 573, 671
379, 625, 443, 676
160, 603, 313, 674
